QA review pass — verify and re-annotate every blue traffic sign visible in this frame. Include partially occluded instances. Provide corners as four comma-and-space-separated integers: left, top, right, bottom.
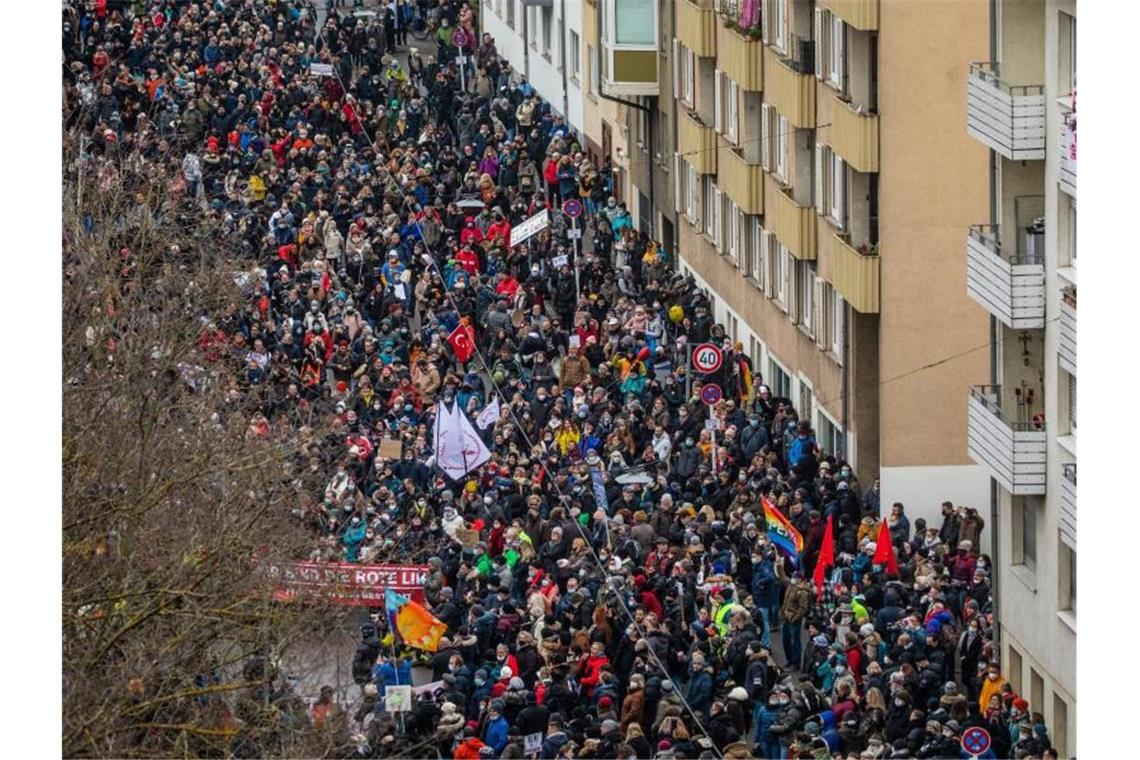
960, 726, 991, 757
700, 383, 723, 406
562, 198, 583, 219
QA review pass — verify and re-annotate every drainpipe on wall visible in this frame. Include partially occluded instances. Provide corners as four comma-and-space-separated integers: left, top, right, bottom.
559, 0, 569, 122
988, 0, 1002, 657
522, 5, 530, 82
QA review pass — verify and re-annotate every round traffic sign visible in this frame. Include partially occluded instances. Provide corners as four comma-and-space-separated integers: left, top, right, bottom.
692, 343, 723, 374
960, 726, 991, 757
562, 198, 583, 219
451, 29, 469, 48
700, 383, 723, 406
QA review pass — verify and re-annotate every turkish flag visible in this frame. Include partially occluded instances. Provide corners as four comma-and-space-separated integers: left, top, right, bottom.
813, 515, 835, 600
447, 324, 476, 363
873, 519, 900, 576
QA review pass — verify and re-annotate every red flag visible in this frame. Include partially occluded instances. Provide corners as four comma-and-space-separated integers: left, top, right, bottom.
813, 515, 835, 599
447, 324, 475, 363
873, 519, 900, 576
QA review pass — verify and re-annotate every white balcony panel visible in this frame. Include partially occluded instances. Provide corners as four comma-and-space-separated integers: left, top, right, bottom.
966, 65, 1045, 160
1059, 111, 1076, 197
965, 229, 1045, 329
1059, 296, 1077, 376
967, 387, 1047, 495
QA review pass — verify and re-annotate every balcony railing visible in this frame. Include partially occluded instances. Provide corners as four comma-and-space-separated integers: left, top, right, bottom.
967, 384, 1047, 495
764, 40, 817, 128
679, 110, 717, 175
716, 15, 764, 90
1060, 463, 1076, 549
966, 62, 1045, 160
965, 224, 1045, 329
1059, 286, 1077, 376
816, 0, 879, 31
718, 138, 764, 214
767, 176, 817, 260
833, 235, 880, 313
678, 0, 717, 57
1059, 109, 1076, 197
831, 96, 879, 173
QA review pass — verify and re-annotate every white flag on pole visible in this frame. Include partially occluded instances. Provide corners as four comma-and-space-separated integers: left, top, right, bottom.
475, 397, 501, 430
433, 401, 491, 480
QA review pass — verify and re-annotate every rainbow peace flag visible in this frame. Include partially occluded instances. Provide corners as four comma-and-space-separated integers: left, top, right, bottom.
762, 496, 804, 563
385, 588, 448, 652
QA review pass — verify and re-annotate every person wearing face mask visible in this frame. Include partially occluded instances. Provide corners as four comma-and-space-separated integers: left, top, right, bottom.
753, 688, 789, 759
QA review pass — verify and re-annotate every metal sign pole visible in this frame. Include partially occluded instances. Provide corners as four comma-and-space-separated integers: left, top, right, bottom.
572, 216, 580, 303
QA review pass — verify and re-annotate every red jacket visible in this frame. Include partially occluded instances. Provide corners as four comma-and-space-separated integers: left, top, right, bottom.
485, 220, 511, 246
456, 248, 480, 277
453, 737, 486, 759
543, 158, 559, 186
576, 654, 609, 697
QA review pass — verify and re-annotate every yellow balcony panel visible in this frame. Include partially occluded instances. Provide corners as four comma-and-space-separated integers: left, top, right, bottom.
766, 176, 816, 260
679, 109, 717, 174
817, 0, 879, 31
716, 22, 763, 91
717, 139, 763, 214
833, 234, 880, 313
763, 46, 816, 128
830, 96, 879, 173
678, 0, 717, 58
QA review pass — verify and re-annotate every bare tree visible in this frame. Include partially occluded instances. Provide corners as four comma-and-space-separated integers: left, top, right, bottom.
62, 134, 355, 758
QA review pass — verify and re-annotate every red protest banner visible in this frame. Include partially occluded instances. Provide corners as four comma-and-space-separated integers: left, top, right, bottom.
262, 562, 429, 606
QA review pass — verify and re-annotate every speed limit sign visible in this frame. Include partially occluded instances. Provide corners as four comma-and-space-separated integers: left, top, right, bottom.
692, 343, 723, 374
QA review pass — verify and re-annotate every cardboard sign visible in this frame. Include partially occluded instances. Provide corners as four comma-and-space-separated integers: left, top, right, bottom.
385, 685, 412, 712
376, 438, 403, 461
454, 527, 481, 549
309, 63, 333, 77
510, 209, 550, 248
524, 733, 543, 754
552, 254, 568, 268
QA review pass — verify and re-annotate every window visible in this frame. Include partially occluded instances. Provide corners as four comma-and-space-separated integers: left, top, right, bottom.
728, 315, 739, 344
772, 0, 788, 54
830, 151, 846, 229
748, 218, 764, 288
556, 15, 564, 67
687, 162, 702, 226
1008, 646, 1023, 694
749, 336, 763, 375
1053, 695, 1069, 759
761, 104, 775, 171
673, 153, 684, 214
818, 410, 844, 460
1068, 198, 1077, 267
1030, 670, 1044, 717
831, 289, 845, 360
541, 6, 552, 57
1062, 12, 1077, 95
569, 30, 581, 80
587, 44, 598, 98
1013, 496, 1039, 571
798, 379, 814, 434
506, 0, 515, 29
682, 48, 695, 106
1067, 371, 1077, 433
798, 261, 815, 334
768, 357, 791, 399
615, 0, 655, 45
705, 180, 718, 240
726, 78, 739, 144
776, 245, 790, 309
1059, 541, 1076, 614
776, 115, 789, 183
828, 13, 845, 91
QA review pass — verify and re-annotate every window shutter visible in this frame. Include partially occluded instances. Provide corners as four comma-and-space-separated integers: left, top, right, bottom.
777, 116, 789, 182
832, 292, 846, 359
813, 277, 825, 345
672, 39, 681, 100
761, 0, 770, 45
714, 70, 724, 134
760, 104, 772, 171
785, 253, 797, 317
761, 228, 773, 297
694, 175, 703, 229
713, 188, 723, 250
834, 154, 846, 228
813, 8, 824, 81
814, 142, 824, 214
673, 152, 683, 213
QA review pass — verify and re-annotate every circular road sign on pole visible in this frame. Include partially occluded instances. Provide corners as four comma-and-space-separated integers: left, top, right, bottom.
700, 383, 723, 406
692, 343, 723, 374
960, 726, 991, 758
562, 198, 583, 219
451, 29, 469, 48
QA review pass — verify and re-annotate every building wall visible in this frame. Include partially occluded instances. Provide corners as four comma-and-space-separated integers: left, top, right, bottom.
877, 1, 991, 497
626, 0, 676, 239
880, 464, 992, 553
580, 0, 630, 201
479, 0, 584, 133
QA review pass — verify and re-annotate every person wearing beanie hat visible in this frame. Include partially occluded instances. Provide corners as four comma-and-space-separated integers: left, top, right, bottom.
483, 699, 509, 755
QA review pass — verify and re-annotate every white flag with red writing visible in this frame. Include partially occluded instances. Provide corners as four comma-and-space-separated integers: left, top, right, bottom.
432, 401, 491, 480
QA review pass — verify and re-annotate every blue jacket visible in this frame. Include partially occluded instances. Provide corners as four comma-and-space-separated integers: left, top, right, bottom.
751, 559, 779, 608
484, 715, 509, 754
788, 434, 817, 468
685, 670, 713, 716
372, 658, 411, 696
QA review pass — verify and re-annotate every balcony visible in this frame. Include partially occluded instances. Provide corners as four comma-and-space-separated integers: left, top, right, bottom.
816, 0, 879, 30
1059, 463, 1076, 549
965, 224, 1045, 329
717, 138, 763, 214
1059, 108, 1076, 197
599, 2, 659, 96
678, 110, 717, 174
966, 62, 1045, 160
764, 42, 817, 128
677, 0, 717, 58
831, 96, 879, 173
716, 19, 764, 91
767, 177, 817, 260
1059, 286, 1076, 376
832, 235, 880, 313
967, 385, 1047, 495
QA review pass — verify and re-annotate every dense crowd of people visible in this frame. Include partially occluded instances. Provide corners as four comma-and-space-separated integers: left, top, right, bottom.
64, 0, 1061, 757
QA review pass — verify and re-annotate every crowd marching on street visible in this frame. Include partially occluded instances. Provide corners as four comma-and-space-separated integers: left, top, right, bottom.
63, 0, 1062, 757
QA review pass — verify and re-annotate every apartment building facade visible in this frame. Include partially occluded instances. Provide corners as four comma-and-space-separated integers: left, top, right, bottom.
479, 0, 584, 133
670, 0, 991, 533
963, 0, 1076, 754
